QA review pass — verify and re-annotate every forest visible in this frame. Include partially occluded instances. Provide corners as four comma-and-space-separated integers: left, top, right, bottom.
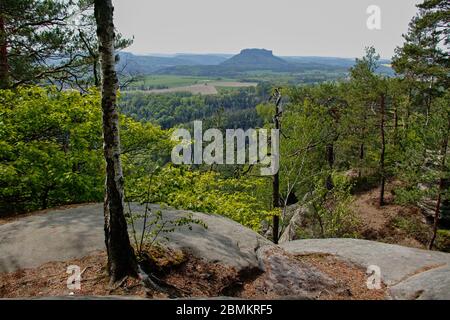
0, 0, 449, 300
118, 87, 268, 129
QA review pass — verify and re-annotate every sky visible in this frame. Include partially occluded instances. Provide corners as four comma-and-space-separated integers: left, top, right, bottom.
113, 0, 422, 59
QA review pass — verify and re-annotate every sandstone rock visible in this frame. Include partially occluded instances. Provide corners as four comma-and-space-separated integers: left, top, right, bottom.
279, 205, 310, 243
0, 203, 271, 273
281, 238, 450, 300
281, 238, 450, 285
389, 265, 450, 300
254, 246, 336, 299
130, 204, 272, 273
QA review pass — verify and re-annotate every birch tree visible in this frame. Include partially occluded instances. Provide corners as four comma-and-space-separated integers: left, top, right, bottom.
94, 0, 137, 283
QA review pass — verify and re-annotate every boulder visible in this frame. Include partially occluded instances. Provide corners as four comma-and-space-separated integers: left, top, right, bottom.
280, 238, 450, 300
389, 265, 450, 300
0, 203, 272, 273
254, 246, 336, 299
129, 203, 272, 273
279, 205, 310, 243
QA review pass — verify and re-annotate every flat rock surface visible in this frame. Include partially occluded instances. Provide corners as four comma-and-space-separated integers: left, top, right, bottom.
254, 246, 336, 299
389, 265, 450, 300
281, 238, 450, 300
2, 207, 450, 300
0, 203, 270, 273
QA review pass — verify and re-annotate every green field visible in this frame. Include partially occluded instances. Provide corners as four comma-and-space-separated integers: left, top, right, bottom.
123, 71, 349, 92
126, 75, 238, 90
123, 75, 258, 94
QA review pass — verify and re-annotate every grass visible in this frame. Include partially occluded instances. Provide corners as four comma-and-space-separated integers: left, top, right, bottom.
128, 75, 237, 90
123, 75, 257, 95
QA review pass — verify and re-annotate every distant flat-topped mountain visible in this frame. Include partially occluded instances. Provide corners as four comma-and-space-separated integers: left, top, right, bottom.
220, 48, 290, 70
118, 49, 393, 77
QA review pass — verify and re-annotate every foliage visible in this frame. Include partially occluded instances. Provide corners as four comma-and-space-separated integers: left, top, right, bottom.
0, 86, 104, 213
435, 229, 450, 253
126, 165, 278, 231
119, 86, 265, 129
0, 86, 168, 214
392, 215, 431, 245
307, 173, 360, 238
126, 200, 207, 259
0, 0, 133, 90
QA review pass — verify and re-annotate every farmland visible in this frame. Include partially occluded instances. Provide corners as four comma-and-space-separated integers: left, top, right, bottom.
123, 75, 257, 95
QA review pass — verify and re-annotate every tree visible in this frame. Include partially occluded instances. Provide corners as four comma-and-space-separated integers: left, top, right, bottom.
71, 0, 133, 89
429, 99, 450, 249
392, 0, 449, 124
0, 0, 76, 88
378, 90, 387, 206
94, 0, 137, 283
271, 89, 282, 244
392, 0, 449, 248
0, 1, 8, 89
0, 0, 132, 90
346, 47, 381, 179
0, 87, 105, 214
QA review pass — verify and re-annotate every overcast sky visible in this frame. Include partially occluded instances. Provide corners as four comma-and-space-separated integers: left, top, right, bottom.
113, 0, 421, 59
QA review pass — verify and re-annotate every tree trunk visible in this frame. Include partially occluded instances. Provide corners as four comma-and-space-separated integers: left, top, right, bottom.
272, 91, 282, 244
273, 172, 280, 244
429, 115, 450, 249
393, 103, 398, 146
358, 112, 367, 179
326, 142, 334, 190
379, 94, 386, 207
0, 6, 9, 89
94, 0, 137, 283
41, 186, 50, 210
93, 60, 99, 87
358, 142, 364, 178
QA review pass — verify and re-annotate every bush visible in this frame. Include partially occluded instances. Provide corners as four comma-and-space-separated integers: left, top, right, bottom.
435, 229, 450, 253
308, 173, 361, 238
391, 215, 430, 244
126, 165, 278, 231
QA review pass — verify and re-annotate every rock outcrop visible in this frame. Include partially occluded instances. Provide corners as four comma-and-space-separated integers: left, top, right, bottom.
1, 205, 450, 299
280, 238, 450, 299
0, 203, 271, 273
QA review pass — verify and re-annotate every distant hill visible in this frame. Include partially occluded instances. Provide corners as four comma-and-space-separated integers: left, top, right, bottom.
175, 53, 232, 65
220, 49, 290, 71
118, 49, 393, 78
117, 52, 230, 75
155, 49, 364, 76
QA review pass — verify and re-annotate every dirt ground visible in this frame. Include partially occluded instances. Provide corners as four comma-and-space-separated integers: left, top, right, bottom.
0, 248, 387, 300
296, 254, 386, 300
353, 183, 430, 249
239, 253, 386, 300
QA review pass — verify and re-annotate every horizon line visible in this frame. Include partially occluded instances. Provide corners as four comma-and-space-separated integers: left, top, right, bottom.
121, 50, 392, 61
